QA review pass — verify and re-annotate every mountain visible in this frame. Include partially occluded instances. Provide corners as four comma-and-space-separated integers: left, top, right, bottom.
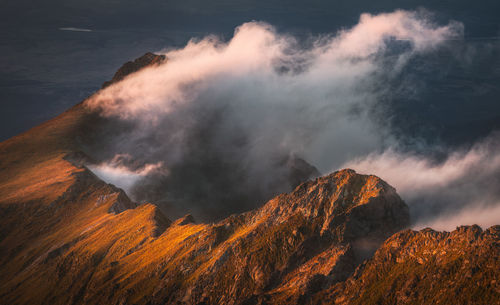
101, 52, 167, 89
0, 53, 499, 305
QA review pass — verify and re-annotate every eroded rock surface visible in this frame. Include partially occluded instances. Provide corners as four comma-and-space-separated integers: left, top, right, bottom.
314, 225, 500, 305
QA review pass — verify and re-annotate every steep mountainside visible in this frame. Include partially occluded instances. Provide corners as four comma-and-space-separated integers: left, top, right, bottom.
0, 163, 409, 305
0, 53, 499, 305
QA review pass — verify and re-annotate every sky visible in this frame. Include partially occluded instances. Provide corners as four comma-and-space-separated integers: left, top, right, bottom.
1, 0, 499, 142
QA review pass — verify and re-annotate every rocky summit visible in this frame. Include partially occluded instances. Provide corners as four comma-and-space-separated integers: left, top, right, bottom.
101, 52, 166, 89
0, 53, 499, 305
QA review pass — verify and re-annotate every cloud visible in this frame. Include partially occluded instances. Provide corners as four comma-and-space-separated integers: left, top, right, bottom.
413, 203, 500, 231
59, 27, 92, 32
83, 10, 463, 221
87, 11, 461, 124
344, 133, 500, 230
88, 154, 167, 193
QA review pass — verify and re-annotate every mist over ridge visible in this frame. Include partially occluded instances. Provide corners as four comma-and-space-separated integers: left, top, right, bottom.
84, 9, 499, 228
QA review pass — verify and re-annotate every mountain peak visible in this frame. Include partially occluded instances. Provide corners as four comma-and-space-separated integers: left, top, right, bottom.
256, 169, 409, 240
101, 52, 166, 88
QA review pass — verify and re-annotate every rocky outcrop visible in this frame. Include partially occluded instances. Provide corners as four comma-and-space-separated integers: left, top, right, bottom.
175, 214, 196, 226
314, 225, 500, 305
62, 153, 137, 215
285, 156, 321, 189
101, 52, 166, 88
107, 189, 137, 214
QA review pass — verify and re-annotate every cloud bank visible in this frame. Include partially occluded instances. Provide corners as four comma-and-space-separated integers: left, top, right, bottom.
413, 204, 500, 231
84, 10, 471, 223
345, 133, 500, 230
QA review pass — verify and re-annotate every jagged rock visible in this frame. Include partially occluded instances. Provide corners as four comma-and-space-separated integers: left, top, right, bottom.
0, 160, 412, 305
143, 169, 410, 305
314, 225, 500, 305
63, 151, 94, 167
150, 205, 171, 237
286, 156, 321, 189
107, 190, 137, 214
175, 214, 196, 226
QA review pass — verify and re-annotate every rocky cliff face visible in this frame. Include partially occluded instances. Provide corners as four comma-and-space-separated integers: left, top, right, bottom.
0, 71, 410, 304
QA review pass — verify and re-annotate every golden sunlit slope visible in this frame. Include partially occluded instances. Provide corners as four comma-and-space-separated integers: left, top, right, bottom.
0, 102, 141, 303
0, 53, 168, 304
0, 85, 408, 305
0, 149, 409, 305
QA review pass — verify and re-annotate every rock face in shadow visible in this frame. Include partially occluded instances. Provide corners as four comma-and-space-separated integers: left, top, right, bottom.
101, 52, 166, 88
286, 157, 321, 189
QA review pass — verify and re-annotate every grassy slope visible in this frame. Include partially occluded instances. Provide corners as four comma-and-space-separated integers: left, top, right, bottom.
0, 111, 410, 305
0, 104, 169, 304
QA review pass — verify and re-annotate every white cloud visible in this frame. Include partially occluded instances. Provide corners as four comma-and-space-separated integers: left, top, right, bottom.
88, 154, 166, 193
87, 10, 461, 169
59, 27, 92, 32
413, 203, 500, 231
344, 134, 500, 230
83, 10, 467, 220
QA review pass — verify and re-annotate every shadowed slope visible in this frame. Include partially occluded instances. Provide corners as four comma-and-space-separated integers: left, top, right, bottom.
0, 97, 409, 304
101, 52, 166, 89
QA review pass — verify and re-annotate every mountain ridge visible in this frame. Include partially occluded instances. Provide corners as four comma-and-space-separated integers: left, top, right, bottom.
0, 52, 498, 305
